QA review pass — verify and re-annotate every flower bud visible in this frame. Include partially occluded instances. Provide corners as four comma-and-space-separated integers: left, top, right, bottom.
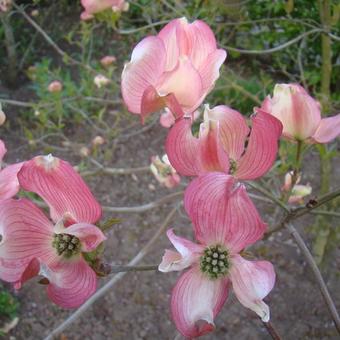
0, 0, 12, 12
92, 136, 105, 146
94, 74, 110, 88
100, 56, 116, 67
150, 154, 180, 189
48, 81, 63, 93
282, 171, 312, 205
79, 146, 90, 157
261, 83, 340, 143
31, 9, 39, 17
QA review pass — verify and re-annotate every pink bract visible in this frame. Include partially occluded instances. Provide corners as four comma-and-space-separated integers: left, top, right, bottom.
121, 18, 226, 124
159, 173, 275, 338
0, 140, 23, 201
261, 83, 340, 143
150, 154, 180, 189
0, 155, 105, 308
166, 105, 282, 180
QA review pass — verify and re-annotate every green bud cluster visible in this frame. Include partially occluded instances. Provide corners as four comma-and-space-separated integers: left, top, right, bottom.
52, 233, 81, 258
200, 245, 229, 279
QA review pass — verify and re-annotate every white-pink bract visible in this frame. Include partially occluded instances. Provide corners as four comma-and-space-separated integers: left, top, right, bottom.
166, 105, 282, 180
159, 173, 275, 338
261, 83, 340, 143
80, 0, 128, 20
0, 154, 106, 308
0, 104, 5, 125
282, 171, 312, 205
0, 140, 23, 200
121, 18, 226, 124
150, 154, 180, 188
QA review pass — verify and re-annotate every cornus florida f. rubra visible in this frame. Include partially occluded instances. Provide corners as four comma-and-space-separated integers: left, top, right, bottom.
121, 18, 226, 123
0, 140, 23, 200
166, 105, 282, 180
282, 171, 312, 205
159, 173, 275, 338
261, 83, 340, 143
0, 155, 106, 308
150, 154, 180, 189
80, 0, 129, 20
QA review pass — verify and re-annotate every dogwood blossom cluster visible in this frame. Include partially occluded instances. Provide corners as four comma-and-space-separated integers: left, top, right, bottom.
0, 14, 339, 338
121, 17, 340, 337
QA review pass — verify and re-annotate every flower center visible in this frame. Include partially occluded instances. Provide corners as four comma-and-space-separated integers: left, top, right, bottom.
200, 245, 229, 279
229, 159, 237, 175
52, 233, 81, 258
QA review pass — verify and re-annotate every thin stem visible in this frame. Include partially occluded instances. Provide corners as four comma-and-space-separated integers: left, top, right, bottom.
293, 187, 340, 219
81, 166, 150, 177
247, 182, 289, 212
265, 187, 340, 238
310, 210, 340, 218
102, 191, 183, 213
222, 29, 323, 55
286, 223, 340, 334
116, 20, 169, 34
261, 320, 282, 340
44, 204, 180, 339
108, 264, 158, 274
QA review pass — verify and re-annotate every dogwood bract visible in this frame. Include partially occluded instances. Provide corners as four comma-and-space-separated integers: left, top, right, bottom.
261, 83, 340, 143
121, 17, 226, 123
166, 105, 282, 179
0, 155, 106, 308
159, 173, 275, 338
0, 140, 23, 200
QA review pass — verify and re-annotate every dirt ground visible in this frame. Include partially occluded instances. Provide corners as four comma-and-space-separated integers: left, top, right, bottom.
0, 98, 339, 340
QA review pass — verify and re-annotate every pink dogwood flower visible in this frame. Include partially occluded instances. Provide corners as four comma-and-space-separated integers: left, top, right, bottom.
261, 83, 340, 143
80, 0, 128, 20
166, 105, 282, 180
0, 140, 23, 200
0, 154, 106, 308
159, 173, 275, 338
121, 18, 226, 124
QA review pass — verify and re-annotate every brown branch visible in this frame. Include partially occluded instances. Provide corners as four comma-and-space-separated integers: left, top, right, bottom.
261, 320, 282, 340
81, 166, 150, 177
286, 223, 340, 334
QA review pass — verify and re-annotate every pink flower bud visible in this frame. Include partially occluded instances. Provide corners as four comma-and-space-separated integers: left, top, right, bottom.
282, 171, 312, 205
92, 136, 105, 146
0, 0, 12, 12
150, 154, 180, 189
100, 55, 116, 67
94, 74, 110, 88
79, 146, 90, 157
31, 9, 39, 17
48, 81, 63, 93
262, 83, 340, 143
